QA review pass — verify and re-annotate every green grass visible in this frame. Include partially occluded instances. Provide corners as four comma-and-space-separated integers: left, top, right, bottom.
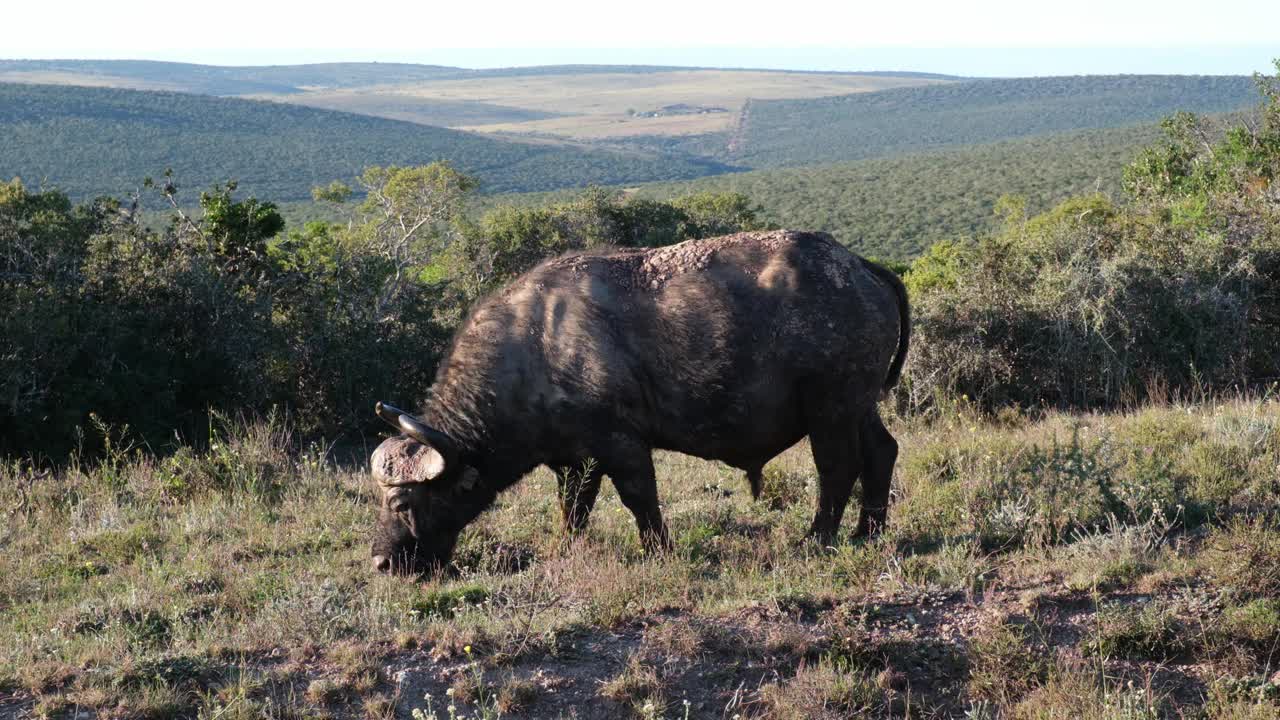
4, 400, 1280, 717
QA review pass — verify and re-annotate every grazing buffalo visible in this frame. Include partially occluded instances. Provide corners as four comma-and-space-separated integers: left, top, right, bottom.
370, 230, 909, 574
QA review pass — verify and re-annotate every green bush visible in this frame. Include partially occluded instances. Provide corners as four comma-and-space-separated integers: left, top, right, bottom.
1086, 602, 1189, 661
903, 64, 1280, 413
1, 168, 764, 459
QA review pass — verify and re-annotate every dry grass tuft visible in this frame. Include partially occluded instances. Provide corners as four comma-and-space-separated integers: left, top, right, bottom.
600, 654, 665, 714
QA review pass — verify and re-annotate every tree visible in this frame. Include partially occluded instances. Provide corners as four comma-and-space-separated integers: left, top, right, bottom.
355, 163, 476, 321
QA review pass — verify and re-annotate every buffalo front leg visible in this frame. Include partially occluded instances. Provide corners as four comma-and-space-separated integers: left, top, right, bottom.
555, 462, 604, 534
855, 410, 897, 537
600, 435, 671, 554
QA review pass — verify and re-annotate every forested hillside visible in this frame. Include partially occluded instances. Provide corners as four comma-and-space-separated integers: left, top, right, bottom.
499, 123, 1163, 259
0, 83, 732, 200
726, 74, 1259, 167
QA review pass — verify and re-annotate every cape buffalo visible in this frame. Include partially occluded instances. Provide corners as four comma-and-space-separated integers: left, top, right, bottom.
370, 230, 909, 574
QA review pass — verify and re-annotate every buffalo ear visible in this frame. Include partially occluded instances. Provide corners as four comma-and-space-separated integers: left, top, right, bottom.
373, 402, 458, 483
372, 436, 448, 487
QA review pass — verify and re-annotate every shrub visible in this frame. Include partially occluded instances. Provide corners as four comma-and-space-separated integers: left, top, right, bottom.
758, 658, 883, 720
1011, 659, 1165, 720
1, 168, 764, 459
1218, 599, 1280, 648
599, 654, 664, 714
1204, 516, 1280, 601
903, 65, 1280, 413
1085, 602, 1189, 661
967, 618, 1048, 705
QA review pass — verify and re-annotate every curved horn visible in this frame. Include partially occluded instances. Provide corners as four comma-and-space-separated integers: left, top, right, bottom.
374, 402, 458, 469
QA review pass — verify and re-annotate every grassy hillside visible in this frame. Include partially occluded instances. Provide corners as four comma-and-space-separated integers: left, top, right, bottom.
725, 74, 1259, 168
0, 83, 734, 201
4, 402, 1279, 718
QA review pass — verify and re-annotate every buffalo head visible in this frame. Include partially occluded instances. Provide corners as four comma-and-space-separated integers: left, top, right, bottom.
369, 402, 471, 575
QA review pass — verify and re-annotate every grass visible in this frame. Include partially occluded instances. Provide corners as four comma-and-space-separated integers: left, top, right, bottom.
4, 399, 1280, 717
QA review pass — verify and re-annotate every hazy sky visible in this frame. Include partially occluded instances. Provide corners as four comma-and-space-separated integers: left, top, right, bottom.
4, 0, 1279, 75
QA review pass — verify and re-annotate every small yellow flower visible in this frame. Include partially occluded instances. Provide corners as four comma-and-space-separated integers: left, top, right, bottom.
464, 645, 472, 654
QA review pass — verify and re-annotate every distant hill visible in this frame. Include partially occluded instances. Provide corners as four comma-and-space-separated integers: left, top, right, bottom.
0, 59, 963, 97
0, 83, 735, 201
0, 60, 474, 95
0, 60, 960, 139
723, 75, 1260, 168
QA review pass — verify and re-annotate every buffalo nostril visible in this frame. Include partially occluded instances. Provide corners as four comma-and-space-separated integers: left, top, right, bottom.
373, 554, 391, 573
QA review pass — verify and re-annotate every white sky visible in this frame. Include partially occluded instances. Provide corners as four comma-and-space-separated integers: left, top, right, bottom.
4, 0, 1280, 74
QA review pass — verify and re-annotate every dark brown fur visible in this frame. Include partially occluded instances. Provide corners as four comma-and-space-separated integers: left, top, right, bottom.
371, 230, 909, 574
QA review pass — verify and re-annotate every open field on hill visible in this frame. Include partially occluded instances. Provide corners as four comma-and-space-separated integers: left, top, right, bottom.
4, 400, 1280, 718
275, 70, 949, 138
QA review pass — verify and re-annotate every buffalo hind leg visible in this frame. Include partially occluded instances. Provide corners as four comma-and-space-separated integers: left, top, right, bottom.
805, 410, 862, 546
746, 466, 763, 500
600, 435, 672, 554
855, 410, 897, 537
556, 463, 604, 534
